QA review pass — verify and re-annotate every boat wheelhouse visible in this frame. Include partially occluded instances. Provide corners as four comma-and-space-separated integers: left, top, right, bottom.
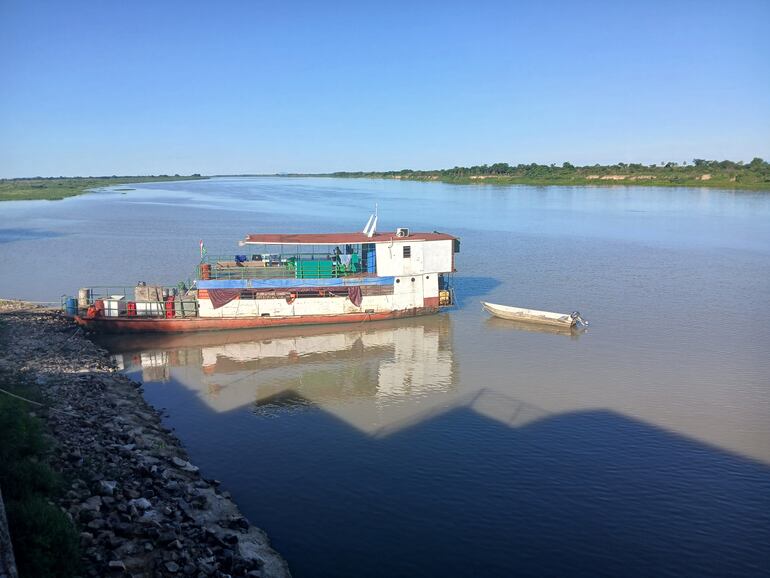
71, 228, 459, 333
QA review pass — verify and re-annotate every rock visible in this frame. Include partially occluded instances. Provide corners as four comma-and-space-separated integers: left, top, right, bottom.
108, 534, 122, 549
171, 456, 200, 473
80, 531, 95, 546
108, 560, 127, 571
82, 495, 103, 511
159, 530, 178, 544
165, 561, 180, 573
191, 495, 208, 509
128, 497, 152, 510
114, 522, 134, 537
98, 479, 118, 496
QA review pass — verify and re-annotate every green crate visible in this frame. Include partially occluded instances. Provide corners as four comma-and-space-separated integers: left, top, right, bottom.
295, 260, 335, 278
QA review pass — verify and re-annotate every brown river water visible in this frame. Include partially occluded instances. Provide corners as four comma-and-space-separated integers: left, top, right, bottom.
1, 177, 769, 576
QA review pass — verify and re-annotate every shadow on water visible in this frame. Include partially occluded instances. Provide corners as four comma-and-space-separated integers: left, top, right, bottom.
482, 315, 587, 339
0, 228, 64, 245
128, 370, 770, 578
452, 276, 501, 307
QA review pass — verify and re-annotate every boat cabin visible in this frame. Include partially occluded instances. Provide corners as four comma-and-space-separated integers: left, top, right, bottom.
194, 230, 459, 318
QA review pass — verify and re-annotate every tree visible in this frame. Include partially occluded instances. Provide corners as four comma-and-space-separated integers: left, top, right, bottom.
749, 157, 766, 170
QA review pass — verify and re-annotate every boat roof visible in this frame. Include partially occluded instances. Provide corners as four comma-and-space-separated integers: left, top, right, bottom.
240, 231, 456, 246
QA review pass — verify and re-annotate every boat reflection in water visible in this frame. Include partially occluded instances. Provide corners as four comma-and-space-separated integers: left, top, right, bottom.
101, 315, 457, 435
483, 316, 588, 338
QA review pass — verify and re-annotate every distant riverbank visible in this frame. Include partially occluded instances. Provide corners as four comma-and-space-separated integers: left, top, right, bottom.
5, 160, 769, 201
330, 173, 770, 190
313, 158, 770, 191
0, 175, 208, 202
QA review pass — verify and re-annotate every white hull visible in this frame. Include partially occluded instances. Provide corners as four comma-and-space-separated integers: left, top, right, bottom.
198, 277, 435, 319
481, 301, 584, 328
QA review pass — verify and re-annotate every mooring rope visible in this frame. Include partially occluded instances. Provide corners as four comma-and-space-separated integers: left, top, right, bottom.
0, 386, 46, 407
50, 326, 82, 352
0, 387, 82, 417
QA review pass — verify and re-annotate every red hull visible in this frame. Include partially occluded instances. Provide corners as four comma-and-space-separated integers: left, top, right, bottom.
74, 307, 439, 334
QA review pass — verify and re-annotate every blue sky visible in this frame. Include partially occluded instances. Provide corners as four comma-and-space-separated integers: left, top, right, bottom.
1, 0, 768, 177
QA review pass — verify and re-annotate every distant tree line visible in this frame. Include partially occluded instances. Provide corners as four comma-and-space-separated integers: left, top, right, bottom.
326, 158, 770, 188
4, 174, 202, 181
0, 174, 207, 201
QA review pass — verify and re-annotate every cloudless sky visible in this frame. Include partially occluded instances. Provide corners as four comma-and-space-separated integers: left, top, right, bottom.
1, 0, 768, 177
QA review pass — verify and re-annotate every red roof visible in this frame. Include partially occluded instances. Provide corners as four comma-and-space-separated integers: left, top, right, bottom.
241, 231, 456, 245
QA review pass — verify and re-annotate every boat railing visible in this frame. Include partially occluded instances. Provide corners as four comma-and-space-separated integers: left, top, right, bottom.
197, 252, 369, 280
77, 285, 183, 302
81, 286, 138, 303
70, 285, 195, 318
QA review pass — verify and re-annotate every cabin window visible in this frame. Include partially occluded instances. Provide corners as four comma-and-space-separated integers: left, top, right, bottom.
403, 246, 411, 259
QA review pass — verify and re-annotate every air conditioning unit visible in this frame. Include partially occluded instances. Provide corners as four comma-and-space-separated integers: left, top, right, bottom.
396, 227, 410, 238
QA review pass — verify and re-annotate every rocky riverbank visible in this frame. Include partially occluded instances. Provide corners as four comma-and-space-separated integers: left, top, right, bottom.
0, 301, 290, 577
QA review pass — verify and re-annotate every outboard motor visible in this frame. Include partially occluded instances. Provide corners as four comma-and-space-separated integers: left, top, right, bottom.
570, 311, 588, 327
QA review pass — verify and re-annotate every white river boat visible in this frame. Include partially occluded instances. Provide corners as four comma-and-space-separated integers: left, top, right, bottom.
481, 301, 587, 328
66, 217, 459, 334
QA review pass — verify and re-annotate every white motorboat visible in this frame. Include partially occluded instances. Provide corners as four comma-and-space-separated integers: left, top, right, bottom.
481, 301, 587, 328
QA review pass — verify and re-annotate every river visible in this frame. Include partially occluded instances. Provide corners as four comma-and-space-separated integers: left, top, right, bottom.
1, 177, 769, 576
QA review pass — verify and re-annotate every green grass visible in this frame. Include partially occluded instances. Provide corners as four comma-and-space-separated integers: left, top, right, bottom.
6, 495, 80, 577
0, 174, 207, 202
0, 386, 80, 577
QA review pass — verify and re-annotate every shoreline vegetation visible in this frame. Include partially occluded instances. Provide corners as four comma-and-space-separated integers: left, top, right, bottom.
0, 175, 207, 202
3, 158, 768, 203
313, 158, 770, 190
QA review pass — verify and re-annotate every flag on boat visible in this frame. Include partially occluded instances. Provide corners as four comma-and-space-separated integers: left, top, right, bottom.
199, 240, 207, 259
